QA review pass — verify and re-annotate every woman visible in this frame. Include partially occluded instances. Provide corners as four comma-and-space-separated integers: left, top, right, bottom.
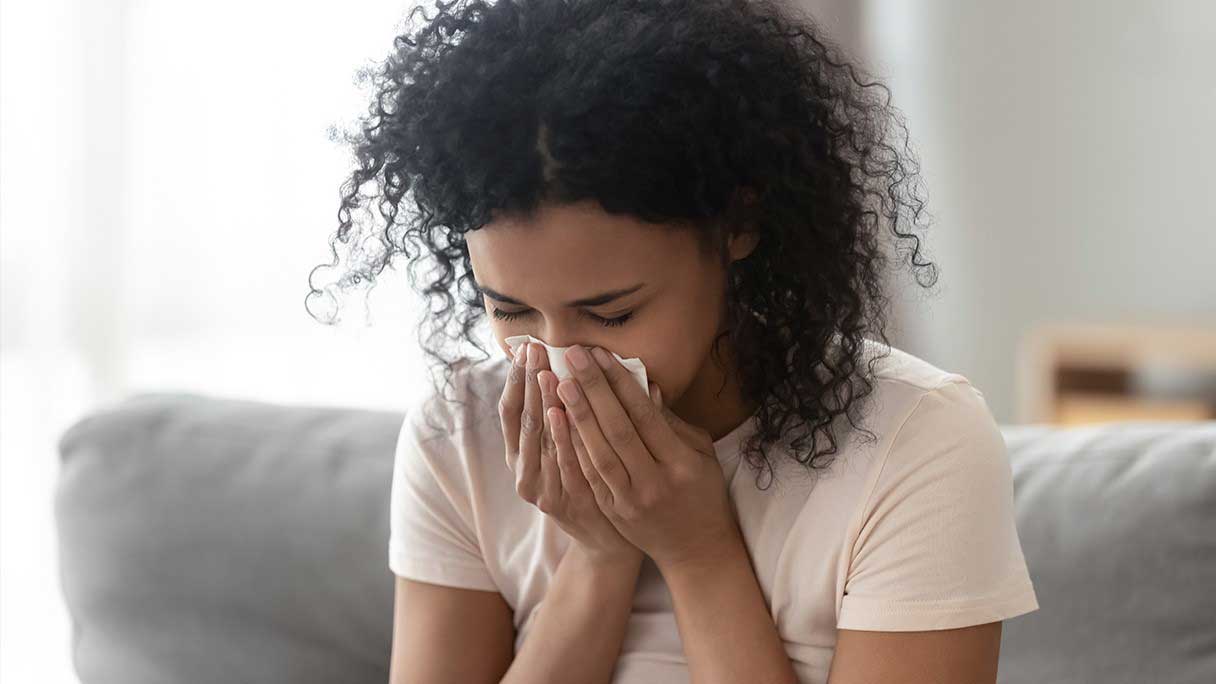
309, 1, 1040, 682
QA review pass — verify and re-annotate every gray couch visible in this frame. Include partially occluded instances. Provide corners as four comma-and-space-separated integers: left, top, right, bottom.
54, 392, 1216, 683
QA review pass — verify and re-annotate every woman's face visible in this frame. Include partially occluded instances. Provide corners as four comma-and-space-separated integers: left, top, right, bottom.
467, 199, 757, 411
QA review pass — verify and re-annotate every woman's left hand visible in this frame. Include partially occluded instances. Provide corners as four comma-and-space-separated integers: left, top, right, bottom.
553, 345, 745, 573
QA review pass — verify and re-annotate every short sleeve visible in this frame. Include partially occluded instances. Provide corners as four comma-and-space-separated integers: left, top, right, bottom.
388, 393, 498, 592
837, 380, 1039, 631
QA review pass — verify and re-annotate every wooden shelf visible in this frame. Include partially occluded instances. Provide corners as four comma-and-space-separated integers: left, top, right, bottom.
1017, 323, 1216, 424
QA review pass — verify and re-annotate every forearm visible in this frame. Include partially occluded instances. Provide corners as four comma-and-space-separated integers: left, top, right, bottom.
501, 545, 642, 684
661, 540, 798, 684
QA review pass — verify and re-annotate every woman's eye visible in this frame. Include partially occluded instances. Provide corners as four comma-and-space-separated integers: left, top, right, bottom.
490, 308, 528, 323
595, 311, 634, 328
490, 307, 634, 328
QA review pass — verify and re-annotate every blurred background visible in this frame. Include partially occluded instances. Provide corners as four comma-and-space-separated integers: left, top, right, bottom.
3, 0, 1214, 680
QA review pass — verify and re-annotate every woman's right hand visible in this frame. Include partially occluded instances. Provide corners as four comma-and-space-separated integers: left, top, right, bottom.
500, 341, 648, 566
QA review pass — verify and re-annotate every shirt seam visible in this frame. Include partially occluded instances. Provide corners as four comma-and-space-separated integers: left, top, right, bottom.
870, 373, 970, 395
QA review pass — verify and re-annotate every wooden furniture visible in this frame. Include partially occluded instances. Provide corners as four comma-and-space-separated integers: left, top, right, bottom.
1017, 323, 1216, 425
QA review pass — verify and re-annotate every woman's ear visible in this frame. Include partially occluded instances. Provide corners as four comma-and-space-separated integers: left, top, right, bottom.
726, 184, 762, 262
729, 229, 761, 262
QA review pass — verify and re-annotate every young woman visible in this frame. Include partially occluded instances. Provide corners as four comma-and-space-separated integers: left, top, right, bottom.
310, 1, 1039, 682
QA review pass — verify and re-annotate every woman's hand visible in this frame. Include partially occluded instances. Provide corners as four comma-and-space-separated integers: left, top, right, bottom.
553, 344, 744, 574
500, 341, 647, 566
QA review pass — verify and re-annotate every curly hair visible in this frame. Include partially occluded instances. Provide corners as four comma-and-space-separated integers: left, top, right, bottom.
307, 0, 939, 491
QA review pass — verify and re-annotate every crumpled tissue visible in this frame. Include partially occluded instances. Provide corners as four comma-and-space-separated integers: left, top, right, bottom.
504, 334, 651, 398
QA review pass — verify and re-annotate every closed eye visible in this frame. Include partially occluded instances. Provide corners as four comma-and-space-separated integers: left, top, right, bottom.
490, 307, 634, 328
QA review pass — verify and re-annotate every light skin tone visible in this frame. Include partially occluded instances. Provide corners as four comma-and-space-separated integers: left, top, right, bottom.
470, 199, 1004, 684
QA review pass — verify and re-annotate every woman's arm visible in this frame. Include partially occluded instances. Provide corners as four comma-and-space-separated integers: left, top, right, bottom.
501, 544, 644, 684
661, 539, 799, 684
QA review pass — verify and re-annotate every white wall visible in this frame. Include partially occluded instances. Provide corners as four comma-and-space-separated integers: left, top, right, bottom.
1, 2, 435, 679
864, 0, 1216, 422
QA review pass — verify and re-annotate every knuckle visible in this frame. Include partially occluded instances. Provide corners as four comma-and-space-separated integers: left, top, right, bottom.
670, 462, 697, 484
604, 422, 636, 448
566, 403, 589, 423
506, 362, 526, 386
638, 400, 662, 426
596, 457, 618, 477
519, 407, 541, 435
514, 479, 536, 502
575, 369, 602, 391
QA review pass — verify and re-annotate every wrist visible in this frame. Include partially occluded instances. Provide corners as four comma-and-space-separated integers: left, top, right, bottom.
566, 543, 645, 575
656, 535, 749, 583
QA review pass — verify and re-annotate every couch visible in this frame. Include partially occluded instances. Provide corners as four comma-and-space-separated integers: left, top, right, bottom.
54, 392, 1216, 683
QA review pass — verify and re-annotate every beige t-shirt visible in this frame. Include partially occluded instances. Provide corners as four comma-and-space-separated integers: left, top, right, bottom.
388, 340, 1039, 683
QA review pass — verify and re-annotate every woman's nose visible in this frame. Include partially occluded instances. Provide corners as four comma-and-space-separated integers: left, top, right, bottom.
531, 326, 591, 352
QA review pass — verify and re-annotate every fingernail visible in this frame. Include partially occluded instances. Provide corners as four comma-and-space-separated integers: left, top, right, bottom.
591, 347, 611, 369
567, 345, 590, 370
558, 380, 580, 404
513, 346, 525, 366
527, 342, 540, 367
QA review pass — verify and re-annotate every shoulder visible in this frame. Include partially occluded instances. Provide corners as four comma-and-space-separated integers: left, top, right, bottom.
858, 336, 972, 394
834, 345, 1036, 632
850, 340, 1009, 504
840, 337, 1006, 486
826, 337, 991, 448
400, 354, 511, 452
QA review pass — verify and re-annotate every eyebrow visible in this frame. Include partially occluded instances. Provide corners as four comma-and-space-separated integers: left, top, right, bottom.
476, 282, 646, 308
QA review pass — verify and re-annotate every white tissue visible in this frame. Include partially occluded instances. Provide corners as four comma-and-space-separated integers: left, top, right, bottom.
504, 334, 651, 398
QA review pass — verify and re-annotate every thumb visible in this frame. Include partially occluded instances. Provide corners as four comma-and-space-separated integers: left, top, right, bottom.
650, 383, 682, 431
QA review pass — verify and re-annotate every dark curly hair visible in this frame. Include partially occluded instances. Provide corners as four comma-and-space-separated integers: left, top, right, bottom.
307, 0, 939, 491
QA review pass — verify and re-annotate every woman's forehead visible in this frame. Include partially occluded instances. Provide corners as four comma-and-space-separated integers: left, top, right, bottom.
469, 205, 697, 280
469, 204, 705, 300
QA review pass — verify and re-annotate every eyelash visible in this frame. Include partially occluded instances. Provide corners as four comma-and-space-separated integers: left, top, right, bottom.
491, 307, 635, 328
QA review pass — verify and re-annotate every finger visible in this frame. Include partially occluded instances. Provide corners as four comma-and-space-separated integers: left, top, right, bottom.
556, 373, 633, 504
499, 343, 528, 469
587, 347, 681, 465
568, 417, 614, 508
517, 343, 545, 496
547, 405, 591, 499
572, 347, 662, 484
537, 369, 564, 506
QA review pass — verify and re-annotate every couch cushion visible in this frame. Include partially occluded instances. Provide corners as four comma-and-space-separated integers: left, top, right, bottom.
55, 392, 402, 684
998, 421, 1216, 684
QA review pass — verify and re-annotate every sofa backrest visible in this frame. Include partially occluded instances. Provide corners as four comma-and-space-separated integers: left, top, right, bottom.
55, 392, 401, 684
998, 421, 1216, 683
54, 393, 1216, 683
